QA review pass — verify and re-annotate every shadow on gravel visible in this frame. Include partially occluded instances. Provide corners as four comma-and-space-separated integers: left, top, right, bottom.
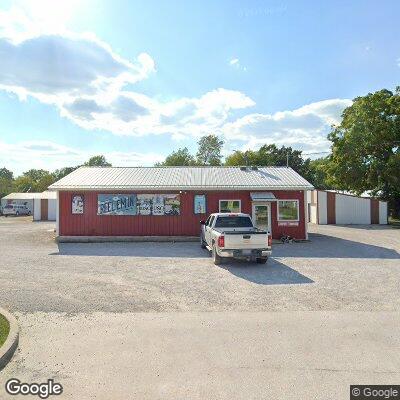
52, 233, 399, 260
52, 242, 210, 258
219, 258, 314, 285
272, 233, 400, 259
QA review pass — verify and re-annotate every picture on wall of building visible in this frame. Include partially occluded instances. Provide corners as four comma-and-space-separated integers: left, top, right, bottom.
152, 195, 165, 215
137, 194, 152, 215
97, 194, 137, 215
163, 194, 180, 215
194, 194, 206, 214
72, 195, 84, 214
137, 194, 180, 216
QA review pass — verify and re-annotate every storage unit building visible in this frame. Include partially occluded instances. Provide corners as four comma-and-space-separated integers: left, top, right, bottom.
308, 190, 388, 225
1, 191, 57, 220
49, 166, 314, 240
32, 191, 57, 221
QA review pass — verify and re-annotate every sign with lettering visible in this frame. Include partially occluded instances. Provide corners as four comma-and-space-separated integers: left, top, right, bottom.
278, 221, 299, 227
97, 194, 137, 215
97, 194, 180, 216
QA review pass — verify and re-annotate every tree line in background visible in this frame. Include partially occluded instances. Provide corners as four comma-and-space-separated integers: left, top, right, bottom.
0, 155, 111, 198
155, 135, 330, 190
1, 87, 399, 217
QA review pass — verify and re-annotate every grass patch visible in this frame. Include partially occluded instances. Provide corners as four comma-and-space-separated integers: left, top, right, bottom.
0, 314, 10, 347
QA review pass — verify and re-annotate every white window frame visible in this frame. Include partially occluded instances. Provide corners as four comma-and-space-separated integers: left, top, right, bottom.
219, 199, 242, 213
277, 199, 300, 222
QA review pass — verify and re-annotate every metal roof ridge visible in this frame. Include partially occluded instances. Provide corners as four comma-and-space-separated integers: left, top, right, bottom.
76, 165, 295, 169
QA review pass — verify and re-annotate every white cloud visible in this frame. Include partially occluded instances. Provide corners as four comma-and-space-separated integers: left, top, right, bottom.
59, 87, 255, 138
0, 140, 164, 175
0, 6, 254, 139
221, 99, 352, 153
0, 4, 351, 160
228, 57, 247, 71
0, 0, 85, 41
0, 33, 153, 101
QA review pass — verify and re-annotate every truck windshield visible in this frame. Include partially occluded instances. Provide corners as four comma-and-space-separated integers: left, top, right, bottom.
214, 216, 253, 228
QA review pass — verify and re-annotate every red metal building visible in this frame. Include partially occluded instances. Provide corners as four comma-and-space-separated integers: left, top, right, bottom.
49, 166, 314, 240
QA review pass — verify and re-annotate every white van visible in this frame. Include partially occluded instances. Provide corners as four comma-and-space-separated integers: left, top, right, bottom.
2, 204, 31, 216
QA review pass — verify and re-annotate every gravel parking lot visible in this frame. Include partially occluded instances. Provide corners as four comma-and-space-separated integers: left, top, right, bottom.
0, 217, 399, 399
0, 217, 399, 313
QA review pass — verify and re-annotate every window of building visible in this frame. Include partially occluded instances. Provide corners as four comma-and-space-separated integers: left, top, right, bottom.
219, 200, 241, 213
277, 200, 299, 221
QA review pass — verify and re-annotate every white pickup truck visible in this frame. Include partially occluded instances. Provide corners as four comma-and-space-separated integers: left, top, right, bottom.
200, 213, 272, 265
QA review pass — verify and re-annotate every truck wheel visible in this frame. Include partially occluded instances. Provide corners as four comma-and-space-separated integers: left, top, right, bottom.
212, 245, 223, 265
200, 235, 207, 249
256, 257, 268, 264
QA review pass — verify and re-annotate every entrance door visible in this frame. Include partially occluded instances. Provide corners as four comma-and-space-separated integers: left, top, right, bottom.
252, 203, 271, 233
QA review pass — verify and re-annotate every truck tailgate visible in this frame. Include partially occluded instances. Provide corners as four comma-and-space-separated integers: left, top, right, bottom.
224, 232, 269, 249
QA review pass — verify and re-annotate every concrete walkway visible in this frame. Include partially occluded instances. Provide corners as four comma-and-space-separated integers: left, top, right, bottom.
1, 311, 399, 399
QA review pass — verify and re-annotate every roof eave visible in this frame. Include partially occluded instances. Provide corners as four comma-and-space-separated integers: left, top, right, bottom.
49, 185, 314, 191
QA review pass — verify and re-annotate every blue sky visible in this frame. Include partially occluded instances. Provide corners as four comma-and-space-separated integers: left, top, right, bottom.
0, 0, 399, 175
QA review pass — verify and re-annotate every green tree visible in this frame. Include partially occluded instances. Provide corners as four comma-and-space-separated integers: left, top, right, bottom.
326, 88, 400, 217
13, 169, 55, 192
84, 155, 112, 167
196, 135, 224, 166
156, 148, 196, 166
224, 144, 334, 189
225, 144, 312, 177
307, 157, 332, 190
52, 166, 79, 181
0, 167, 14, 198
224, 149, 258, 166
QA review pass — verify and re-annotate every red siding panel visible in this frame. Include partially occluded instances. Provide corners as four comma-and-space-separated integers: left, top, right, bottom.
59, 190, 307, 240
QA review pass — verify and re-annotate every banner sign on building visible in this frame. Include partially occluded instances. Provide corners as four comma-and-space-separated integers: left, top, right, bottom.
98, 194, 137, 215
97, 194, 180, 216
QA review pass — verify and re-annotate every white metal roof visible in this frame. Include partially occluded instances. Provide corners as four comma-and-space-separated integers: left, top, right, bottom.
1, 191, 57, 200
49, 166, 313, 191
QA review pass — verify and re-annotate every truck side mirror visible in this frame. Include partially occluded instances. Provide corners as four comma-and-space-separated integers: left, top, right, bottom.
200, 220, 205, 225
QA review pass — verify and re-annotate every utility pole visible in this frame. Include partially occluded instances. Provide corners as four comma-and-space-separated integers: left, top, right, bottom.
286, 152, 289, 167
233, 149, 249, 167
244, 151, 249, 167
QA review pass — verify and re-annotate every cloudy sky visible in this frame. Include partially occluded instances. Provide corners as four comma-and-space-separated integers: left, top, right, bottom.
0, 0, 399, 174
